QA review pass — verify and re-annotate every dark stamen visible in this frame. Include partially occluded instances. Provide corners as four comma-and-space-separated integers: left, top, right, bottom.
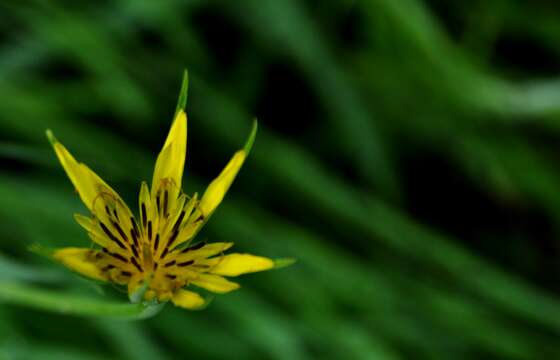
172, 210, 186, 233
131, 257, 143, 272
181, 241, 205, 253
164, 260, 176, 268
193, 264, 210, 269
153, 234, 160, 251
131, 217, 140, 237
106, 251, 128, 263
167, 230, 179, 248
100, 222, 126, 250
130, 229, 139, 248
112, 221, 128, 243
178, 260, 194, 267
141, 203, 147, 226
131, 244, 140, 259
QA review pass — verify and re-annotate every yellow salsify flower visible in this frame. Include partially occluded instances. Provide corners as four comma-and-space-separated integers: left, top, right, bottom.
44, 99, 287, 310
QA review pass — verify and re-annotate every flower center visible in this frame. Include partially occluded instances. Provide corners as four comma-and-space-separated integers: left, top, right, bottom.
87, 180, 207, 299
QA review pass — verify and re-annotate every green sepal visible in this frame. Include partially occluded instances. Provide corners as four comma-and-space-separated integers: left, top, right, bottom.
45, 129, 57, 145
129, 280, 151, 304
273, 258, 296, 270
243, 119, 258, 155
29, 243, 55, 258
174, 69, 189, 117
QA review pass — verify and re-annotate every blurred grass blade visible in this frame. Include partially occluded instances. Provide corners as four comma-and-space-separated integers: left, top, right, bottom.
0, 254, 64, 283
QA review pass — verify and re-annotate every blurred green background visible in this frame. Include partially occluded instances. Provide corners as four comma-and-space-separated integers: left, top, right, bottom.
2, 0, 560, 359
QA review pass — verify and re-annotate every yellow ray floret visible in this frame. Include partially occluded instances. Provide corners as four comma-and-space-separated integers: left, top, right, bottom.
52, 248, 108, 282
45, 102, 290, 310
171, 289, 206, 310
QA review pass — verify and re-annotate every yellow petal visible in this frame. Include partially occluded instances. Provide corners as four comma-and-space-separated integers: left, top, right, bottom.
175, 242, 233, 263
52, 247, 107, 282
198, 120, 257, 218
191, 274, 240, 294
169, 219, 202, 249
204, 253, 275, 277
151, 110, 187, 197
47, 131, 116, 212
199, 151, 246, 217
171, 289, 206, 310
73, 214, 114, 250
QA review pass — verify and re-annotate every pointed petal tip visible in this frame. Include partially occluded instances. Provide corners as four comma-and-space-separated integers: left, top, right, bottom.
171, 289, 213, 310
51, 247, 108, 282
273, 257, 297, 269
243, 119, 258, 155
175, 69, 190, 114
46, 129, 57, 145
28, 243, 55, 258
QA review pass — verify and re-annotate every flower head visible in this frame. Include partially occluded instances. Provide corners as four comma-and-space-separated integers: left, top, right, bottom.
44, 81, 286, 310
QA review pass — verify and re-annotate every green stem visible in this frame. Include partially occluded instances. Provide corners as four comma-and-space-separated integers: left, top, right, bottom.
0, 282, 165, 320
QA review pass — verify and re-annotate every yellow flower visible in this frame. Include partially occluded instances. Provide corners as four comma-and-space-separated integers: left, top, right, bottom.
44, 90, 287, 310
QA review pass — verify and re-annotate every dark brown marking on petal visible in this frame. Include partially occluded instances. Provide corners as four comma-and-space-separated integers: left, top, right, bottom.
131, 257, 142, 272
113, 208, 119, 221
100, 222, 126, 250
141, 203, 147, 226
161, 247, 169, 259
102, 264, 115, 271
178, 260, 194, 267
166, 274, 177, 280
164, 260, 176, 268
147, 221, 152, 241
153, 262, 159, 271
121, 271, 132, 277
